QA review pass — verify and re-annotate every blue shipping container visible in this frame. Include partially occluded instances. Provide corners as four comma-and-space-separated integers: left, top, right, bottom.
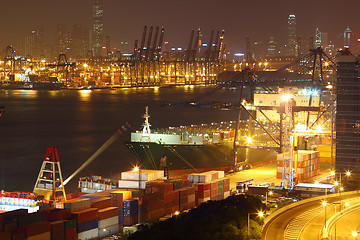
77, 218, 99, 233
81, 195, 104, 201
118, 215, 123, 225
123, 199, 138, 217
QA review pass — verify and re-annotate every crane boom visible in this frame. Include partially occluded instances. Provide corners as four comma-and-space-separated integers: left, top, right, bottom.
62, 121, 132, 186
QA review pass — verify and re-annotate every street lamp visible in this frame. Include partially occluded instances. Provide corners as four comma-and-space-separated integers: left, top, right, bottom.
134, 166, 141, 223
322, 201, 327, 228
266, 191, 273, 205
248, 211, 264, 236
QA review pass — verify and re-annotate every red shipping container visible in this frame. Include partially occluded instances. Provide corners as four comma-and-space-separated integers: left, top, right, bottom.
123, 215, 138, 226
19, 221, 50, 237
51, 220, 65, 240
171, 205, 179, 213
0, 232, 11, 240
72, 208, 98, 223
210, 195, 218, 201
197, 190, 210, 199
180, 203, 188, 211
66, 192, 86, 200
196, 183, 211, 192
142, 200, 164, 212
4, 220, 17, 232
65, 228, 76, 240
12, 232, 26, 240
188, 201, 196, 209
91, 197, 112, 210
43, 209, 71, 222
98, 207, 119, 221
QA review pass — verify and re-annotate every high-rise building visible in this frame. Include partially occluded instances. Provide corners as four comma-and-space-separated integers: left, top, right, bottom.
56, 24, 68, 55
344, 27, 352, 49
268, 37, 276, 56
70, 24, 89, 59
91, 0, 103, 57
314, 28, 321, 48
287, 14, 296, 56
24, 26, 44, 59
335, 49, 360, 178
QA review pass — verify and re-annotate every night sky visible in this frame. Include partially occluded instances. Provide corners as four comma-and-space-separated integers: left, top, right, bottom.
0, 0, 359, 53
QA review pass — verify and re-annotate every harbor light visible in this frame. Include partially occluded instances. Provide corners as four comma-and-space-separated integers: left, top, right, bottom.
134, 166, 139, 172
352, 231, 357, 237
246, 137, 252, 144
174, 211, 180, 216
258, 211, 264, 217
322, 201, 327, 206
345, 202, 349, 207
346, 171, 351, 176
281, 94, 292, 101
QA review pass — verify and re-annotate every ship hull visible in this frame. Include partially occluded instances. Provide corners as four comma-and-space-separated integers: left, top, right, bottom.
125, 141, 277, 174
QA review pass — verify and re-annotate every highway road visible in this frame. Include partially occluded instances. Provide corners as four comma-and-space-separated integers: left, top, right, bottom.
262, 192, 360, 240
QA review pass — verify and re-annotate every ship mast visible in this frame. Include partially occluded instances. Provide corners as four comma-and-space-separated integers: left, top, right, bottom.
141, 106, 152, 142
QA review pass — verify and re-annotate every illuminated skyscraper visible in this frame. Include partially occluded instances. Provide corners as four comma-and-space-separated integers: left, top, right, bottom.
91, 0, 103, 56
314, 28, 321, 48
56, 24, 68, 55
344, 27, 352, 49
287, 14, 296, 56
24, 26, 44, 59
268, 37, 276, 56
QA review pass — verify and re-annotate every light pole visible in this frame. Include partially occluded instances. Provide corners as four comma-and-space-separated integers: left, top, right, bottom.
247, 211, 264, 236
266, 191, 273, 205
134, 166, 142, 224
322, 201, 327, 228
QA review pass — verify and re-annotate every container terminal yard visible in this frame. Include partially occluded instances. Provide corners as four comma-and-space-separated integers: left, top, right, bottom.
1, 46, 358, 240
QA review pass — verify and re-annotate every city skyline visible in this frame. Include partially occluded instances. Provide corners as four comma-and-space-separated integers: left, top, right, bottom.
0, 0, 359, 57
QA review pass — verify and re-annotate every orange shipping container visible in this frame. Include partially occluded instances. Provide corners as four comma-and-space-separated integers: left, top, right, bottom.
98, 207, 119, 221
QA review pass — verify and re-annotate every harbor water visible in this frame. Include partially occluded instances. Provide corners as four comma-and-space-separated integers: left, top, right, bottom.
0, 86, 241, 193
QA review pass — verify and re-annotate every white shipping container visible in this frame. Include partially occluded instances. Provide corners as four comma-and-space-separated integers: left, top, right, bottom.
212, 170, 225, 179
121, 170, 164, 181
99, 216, 119, 229
118, 180, 147, 189
98, 224, 119, 238
77, 228, 98, 240
187, 174, 195, 183
198, 173, 212, 183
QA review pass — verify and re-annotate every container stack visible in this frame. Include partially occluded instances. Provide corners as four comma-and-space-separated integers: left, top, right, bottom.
179, 187, 196, 211
118, 170, 164, 189
123, 199, 138, 226
63, 198, 91, 213
142, 182, 170, 222
19, 221, 51, 240
98, 207, 119, 238
187, 170, 230, 205
72, 208, 99, 240
64, 219, 77, 240
277, 150, 320, 182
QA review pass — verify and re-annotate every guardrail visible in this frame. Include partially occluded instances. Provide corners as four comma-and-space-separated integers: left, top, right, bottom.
321, 197, 360, 240
264, 190, 360, 226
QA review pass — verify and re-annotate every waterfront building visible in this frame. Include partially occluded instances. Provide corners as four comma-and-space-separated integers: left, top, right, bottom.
335, 50, 360, 177
268, 37, 276, 56
70, 24, 90, 59
344, 27, 352, 49
287, 14, 296, 56
56, 24, 69, 55
24, 26, 44, 59
91, 0, 104, 57
314, 28, 321, 49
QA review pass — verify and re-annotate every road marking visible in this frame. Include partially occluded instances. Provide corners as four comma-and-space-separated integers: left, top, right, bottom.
284, 206, 323, 240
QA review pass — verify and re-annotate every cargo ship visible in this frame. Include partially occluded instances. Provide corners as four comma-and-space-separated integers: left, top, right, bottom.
126, 107, 277, 175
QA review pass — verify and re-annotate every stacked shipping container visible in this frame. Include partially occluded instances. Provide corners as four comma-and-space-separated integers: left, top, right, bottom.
277, 150, 320, 182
